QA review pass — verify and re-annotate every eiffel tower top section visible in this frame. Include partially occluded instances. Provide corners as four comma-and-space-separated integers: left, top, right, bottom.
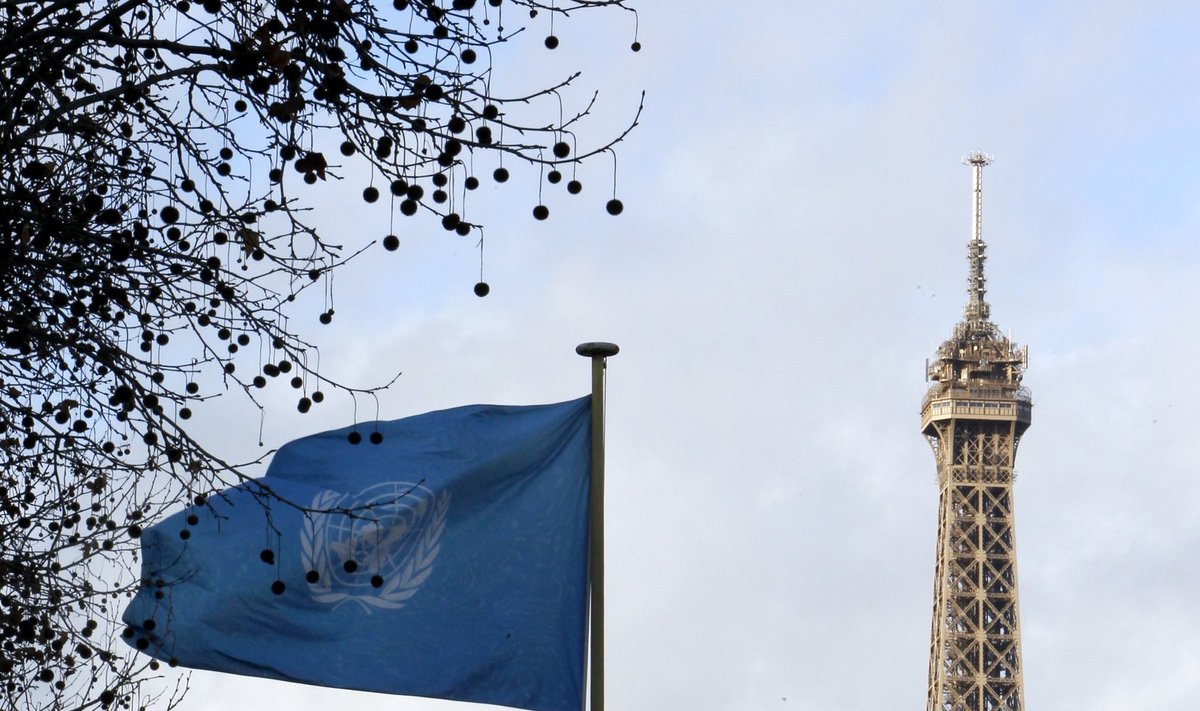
922, 154, 1031, 435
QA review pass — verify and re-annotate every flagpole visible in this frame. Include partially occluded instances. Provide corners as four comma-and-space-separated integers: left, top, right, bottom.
576, 341, 618, 711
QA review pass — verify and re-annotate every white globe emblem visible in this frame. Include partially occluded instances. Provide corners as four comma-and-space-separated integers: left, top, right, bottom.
300, 481, 450, 612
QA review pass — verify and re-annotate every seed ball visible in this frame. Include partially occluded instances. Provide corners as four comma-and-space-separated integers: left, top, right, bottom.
260, 549, 274, 564
253, 376, 266, 388
348, 431, 362, 445
217, 162, 232, 176
271, 581, 285, 595
362, 186, 380, 203
493, 167, 509, 183
483, 104, 499, 119
371, 575, 384, 588
306, 570, 320, 584
269, 168, 283, 183
390, 179, 408, 196
474, 282, 490, 297
567, 180, 583, 194
631, 41, 642, 52
533, 204, 549, 220
441, 213, 460, 230
432, 189, 448, 204
456, 223, 471, 236
343, 559, 358, 573
179, 529, 190, 540
128, 525, 142, 538
369, 432, 383, 445
234, 99, 247, 112
219, 147, 233, 160
180, 407, 192, 419
319, 311, 332, 324
297, 397, 312, 413
404, 39, 418, 53
186, 514, 199, 526
181, 178, 196, 192
339, 140, 356, 156
547, 170, 562, 184
447, 116, 466, 134
606, 198, 624, 215
160, 206, 180, 224
290, 376, 303, 388
465, 176, 479, 190
553, 141, 571, 158
304, 173, 317, 184
382, 234, 400, 251
312, 391, 325, 403
544, 35, 559, 49
462, 48, 477, 64
433, 172, 448, 187
400, 199, 418, 216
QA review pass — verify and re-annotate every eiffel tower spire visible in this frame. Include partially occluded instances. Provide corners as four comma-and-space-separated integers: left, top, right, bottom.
964, 152, 992, 323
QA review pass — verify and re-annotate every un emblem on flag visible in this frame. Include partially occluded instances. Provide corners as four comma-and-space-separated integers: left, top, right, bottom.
300, 482, 450, 612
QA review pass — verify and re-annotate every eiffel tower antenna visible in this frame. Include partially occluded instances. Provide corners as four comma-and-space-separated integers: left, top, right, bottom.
963, 151, 992, 323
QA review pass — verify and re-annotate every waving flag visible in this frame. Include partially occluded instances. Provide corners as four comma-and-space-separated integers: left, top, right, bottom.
122, 397, 592, 711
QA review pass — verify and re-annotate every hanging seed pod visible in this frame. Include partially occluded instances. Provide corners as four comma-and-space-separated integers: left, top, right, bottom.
375, 136, 393, 159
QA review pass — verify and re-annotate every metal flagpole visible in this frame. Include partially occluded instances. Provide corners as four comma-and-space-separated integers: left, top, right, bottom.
576, 342, 618, 711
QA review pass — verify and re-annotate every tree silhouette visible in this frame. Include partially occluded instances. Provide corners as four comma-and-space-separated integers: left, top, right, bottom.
0, 1, 640, 708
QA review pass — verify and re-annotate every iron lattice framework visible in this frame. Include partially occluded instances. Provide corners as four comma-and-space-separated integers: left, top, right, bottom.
920, 154, 1033, 711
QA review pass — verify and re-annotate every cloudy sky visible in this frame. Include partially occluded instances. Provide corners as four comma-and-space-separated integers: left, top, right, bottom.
175, 2, 1200, 709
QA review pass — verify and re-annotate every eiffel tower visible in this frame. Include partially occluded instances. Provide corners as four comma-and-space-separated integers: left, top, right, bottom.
921, 154, 1033, 711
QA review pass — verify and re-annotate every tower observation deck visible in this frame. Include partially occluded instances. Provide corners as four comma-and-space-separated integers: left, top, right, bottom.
921, 154, 1032, 711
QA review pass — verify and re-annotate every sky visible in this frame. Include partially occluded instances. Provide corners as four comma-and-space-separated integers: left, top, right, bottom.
170, 2, 1200, 709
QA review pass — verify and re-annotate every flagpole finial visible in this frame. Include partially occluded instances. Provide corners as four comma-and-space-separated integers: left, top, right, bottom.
576, 342, 619, 358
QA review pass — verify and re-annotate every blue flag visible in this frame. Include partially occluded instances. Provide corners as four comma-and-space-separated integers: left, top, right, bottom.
122, 397, 591, 711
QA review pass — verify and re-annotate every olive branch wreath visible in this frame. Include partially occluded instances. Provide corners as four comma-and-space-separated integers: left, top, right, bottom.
300, 486, 450, 611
